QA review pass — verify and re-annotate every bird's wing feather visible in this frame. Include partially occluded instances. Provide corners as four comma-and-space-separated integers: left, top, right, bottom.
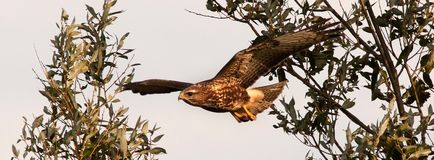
214, 25, 341, 88
123, 79, 193, 95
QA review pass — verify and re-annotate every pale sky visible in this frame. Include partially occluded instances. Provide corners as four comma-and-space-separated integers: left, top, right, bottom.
0, 1, 382, 159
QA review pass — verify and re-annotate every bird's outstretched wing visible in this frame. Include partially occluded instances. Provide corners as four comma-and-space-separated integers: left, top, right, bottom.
123, 79, 193, 95
214, 24, 342, 88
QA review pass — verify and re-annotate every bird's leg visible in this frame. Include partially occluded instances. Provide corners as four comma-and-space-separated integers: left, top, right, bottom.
242, 105, 256, 121
230, 112, 243, 123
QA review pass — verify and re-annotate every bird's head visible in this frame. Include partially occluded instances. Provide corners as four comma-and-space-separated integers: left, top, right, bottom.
178, 85, 210, 107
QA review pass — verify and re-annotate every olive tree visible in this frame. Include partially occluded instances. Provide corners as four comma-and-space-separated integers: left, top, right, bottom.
201, 0, 433, 159
12, 1, 165, 159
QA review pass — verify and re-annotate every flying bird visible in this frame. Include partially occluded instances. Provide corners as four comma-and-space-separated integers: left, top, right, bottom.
124, 24, 341, 122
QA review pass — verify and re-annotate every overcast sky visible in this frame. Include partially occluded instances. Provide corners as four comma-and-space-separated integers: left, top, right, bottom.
0, 1, 384, 159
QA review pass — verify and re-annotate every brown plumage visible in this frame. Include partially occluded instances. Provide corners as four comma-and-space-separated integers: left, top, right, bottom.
124, 24, 341, 122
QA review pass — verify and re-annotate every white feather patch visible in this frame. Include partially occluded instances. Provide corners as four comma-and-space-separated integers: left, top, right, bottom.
246, 88, 264, 102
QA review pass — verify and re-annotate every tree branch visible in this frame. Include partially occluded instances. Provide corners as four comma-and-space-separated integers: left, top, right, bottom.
324, 0, 407, 122
322, 0, 380, 58
286, 65, 375, 135
360, 0, 407, 120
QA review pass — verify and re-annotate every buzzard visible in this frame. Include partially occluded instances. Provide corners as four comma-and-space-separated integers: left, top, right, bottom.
124, 24, 341, 122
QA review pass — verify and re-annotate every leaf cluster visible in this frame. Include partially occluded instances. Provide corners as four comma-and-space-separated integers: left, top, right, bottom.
203, 0, 434, 159
12, 1, 165, 159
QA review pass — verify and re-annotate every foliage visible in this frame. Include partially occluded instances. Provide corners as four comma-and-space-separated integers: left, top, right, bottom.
12, 1, 165, 159
203, 0, 434, 159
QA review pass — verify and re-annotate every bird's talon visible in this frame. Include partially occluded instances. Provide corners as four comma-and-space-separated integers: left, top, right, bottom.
242, 106, 256, 121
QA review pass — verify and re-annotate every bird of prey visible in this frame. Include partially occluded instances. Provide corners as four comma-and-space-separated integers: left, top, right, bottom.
124, 24, 341, 122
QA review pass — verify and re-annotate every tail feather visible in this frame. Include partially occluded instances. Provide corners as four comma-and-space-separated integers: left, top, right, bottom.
231, 80, 287, 122
249, 80, 287, 114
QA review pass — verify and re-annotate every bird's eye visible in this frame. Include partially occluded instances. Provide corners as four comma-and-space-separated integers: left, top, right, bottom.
186, 92, 194, 97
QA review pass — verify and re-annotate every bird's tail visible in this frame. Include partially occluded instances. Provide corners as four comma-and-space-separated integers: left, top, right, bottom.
249, 80, 287, 114
231, 81, 287, 122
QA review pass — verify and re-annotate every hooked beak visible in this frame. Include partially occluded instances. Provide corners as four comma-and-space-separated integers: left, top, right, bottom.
178, 92, 184, 101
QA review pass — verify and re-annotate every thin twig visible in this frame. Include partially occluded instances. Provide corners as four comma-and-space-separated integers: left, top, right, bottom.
211, 0, 261, 36
185, 9, 229, 19
311, 134, 329, 160
322, 0, 381, 60
287, 65, 375, 134
235, 7, 261, 36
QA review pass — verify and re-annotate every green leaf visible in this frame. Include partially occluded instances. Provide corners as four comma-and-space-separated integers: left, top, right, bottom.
150, 147, 167, 154
21, 126, 27, 140
98, 96, 107, 104
119, 128, 128, 157
39, 90, 54, 102
283, 22, 295, 32
369, 60, 380, 100
428, 104, 433, 116
131, 63, 141, 67
389, 8, 403, 15
61, 8, 69, 21
408, 148, 432, 159
12, 145, 19, 158
277, 68, 286, 81
396, 45, 413, 65
423, 72, 433, 88
109, 10, 124, 16
302, 1, 309, 15
116, 107, 129, 117
122, 48, 134, 55
86, 5, 98, 18
429, 117, 434, 126
421, 51, 434, 73
328, 60, 334, 76
105, 62, 116, 67
134, 116, 142, 130
281, 98, 296, 122
108, 0, 117, 7
375, 115, 390, 146
117, 32, 129, 50
141, 121, 149, 134
342, 99, 355, 109
206, 0, 218, 12
281, 8, 290, 20
43, 106, 51, 115
376, 16, 389, 27
362, 27, 373, 33
345, 124, 352, 145
226, 0, 236, 14
419, 36, 429, 46
152, 134, 164, 143
32, 115, 43, 128
111, 98, 120, 103
242, 3, 252, 11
